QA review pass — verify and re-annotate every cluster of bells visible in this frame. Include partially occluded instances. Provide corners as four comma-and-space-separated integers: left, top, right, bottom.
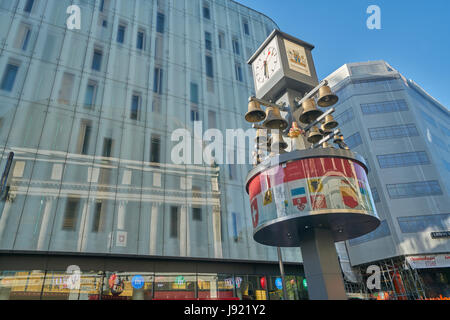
246, 85, 348, 158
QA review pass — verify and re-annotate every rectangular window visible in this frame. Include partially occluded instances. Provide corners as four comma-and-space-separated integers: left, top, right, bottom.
377, 151, 430, 169
208, 110, 216, 129
84, 80, 97, 109
92, 202, 103, 232
156, 12, 165, 33
80, 120, 92, 155
63, 198, 80, 230
369, 124, 419, 140
345, 132, 363, 149
150, 134, 161, 163
205, 31, 212, 51
190, 82, 199, 104
232, 38, 240, 55
153, 67, 163, 94
24, 0, 34, 13
117, 24, 126, 44
58, 72, 75, 105
15, 24, 31, 51
387, 180, 443, 199
92, 49, 103, 71
203, 3, 210, 19
131, 94, 141, 120
193, 207, 202, 221
361, 100, 408, 115
205, 55, 213, 78
190, 107, 199, 122
235, 63, 243, 82
99, 0, 105, 11
170, 206, 179, 238
397, 213, 449, 233
1, 64, 19, 92
137, 30, 145, 50
102, 137, 113, 158
243, 20, 250, 35
218, 31, 225, 49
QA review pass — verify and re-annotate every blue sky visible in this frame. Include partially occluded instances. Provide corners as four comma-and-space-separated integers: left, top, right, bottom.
237, 0, 450, 109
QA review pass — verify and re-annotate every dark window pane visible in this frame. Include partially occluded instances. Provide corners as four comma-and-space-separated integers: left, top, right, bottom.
92, 202, 103, 232
131, 95, 140, 120
92, 50, 103, 71
137, 31, 145, 49
190, 82, 199, 104
102, 138, 113, 157
205, 56, 213, 78
170, 206, 179, 238
63, 199, 80, 230
117, 25, 125, 43
24, 0, 34, 13
1, 64, 19, 92
156, 13, 165, 33
150, 135, 161, 163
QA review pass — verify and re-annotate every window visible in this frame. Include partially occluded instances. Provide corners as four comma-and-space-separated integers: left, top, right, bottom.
117, 24, 126, 44
208, 110, 216, 129
232, 212, 239, 242
63, 198, 80, 230
92, 49, 103, 71
203, 3, 210, 19
102, 137, 113, 158
170, 206, 179, 238
377, 151, 430, 169
190, 82, 199, 104
205, 55, 213, 78
232, 38, 240, 55
205, 31, 212, 51
218, 31, 225, 49
1, 64, 19, 92
193, 207, 202, 221
235, 63, 243, 82
345, 132, 362, 149
397, 214, 450, 233
386, 180, 443, 199
58, 72, 75, 104
137, 30, 145, 50
130, 94, 141, 120
84, 80, 97, 109
156, 12, 165, 33
369, 124, 419, 140
24, 0, 34, 13
153, 67, 163, 94
348, 220, 390, 246
15, 24, 31, 51
243, 19, 250, 35
150, 134, 161, 163
92, 202, 103, 232
334, 108, 354, 124
361, 100, 408, 115
99, 0, 105, 11
79, 120, 92, 155
190, 107, 199, 122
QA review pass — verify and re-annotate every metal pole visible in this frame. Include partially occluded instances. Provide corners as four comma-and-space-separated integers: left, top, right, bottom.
277, 247, 288, 300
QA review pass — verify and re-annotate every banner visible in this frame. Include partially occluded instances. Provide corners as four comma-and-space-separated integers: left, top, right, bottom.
406, 254, 450, 269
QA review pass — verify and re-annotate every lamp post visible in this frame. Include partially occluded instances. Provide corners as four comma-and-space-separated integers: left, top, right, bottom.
245, 30, 380, 300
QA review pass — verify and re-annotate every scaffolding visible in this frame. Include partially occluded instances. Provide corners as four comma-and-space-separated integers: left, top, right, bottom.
355, 257, 427, 300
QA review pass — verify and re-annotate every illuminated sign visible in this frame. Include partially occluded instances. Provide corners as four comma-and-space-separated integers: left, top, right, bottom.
131, 275, 145, 289
275, 278, 283, 290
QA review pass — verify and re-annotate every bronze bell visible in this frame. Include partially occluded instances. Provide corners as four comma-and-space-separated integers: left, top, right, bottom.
245, 101, 266, 123
299, 99, 323, 124
270, 133, 288, 151
333, 134, 343, 144
320, 124, 332, 136
323, 114, 339, 131
307, 126, 323, 144
263, 107, 288, 130
317, 85, 339, 107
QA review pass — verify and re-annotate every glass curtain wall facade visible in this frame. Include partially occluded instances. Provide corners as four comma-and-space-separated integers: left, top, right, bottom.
0, 0, 305, 297
326, 61, 450, 297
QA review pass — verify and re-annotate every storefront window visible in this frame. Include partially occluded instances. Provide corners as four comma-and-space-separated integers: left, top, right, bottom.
217, 274, 236, 300
0, 270, 45, 300
235, 275, 268, 300
197, 273, 218, 299
154, 273, 196, 300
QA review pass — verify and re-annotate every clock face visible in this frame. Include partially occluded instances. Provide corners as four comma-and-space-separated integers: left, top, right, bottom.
253, 38, 281, 91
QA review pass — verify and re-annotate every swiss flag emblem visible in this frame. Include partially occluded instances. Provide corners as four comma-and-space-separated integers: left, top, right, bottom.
251, 198, 259, 228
